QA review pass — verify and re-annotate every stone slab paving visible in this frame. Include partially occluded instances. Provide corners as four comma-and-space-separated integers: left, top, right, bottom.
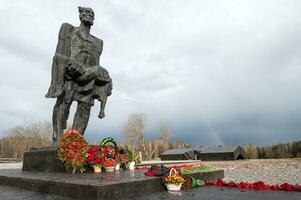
203, 158, 301, 185
134, 186, 301, 200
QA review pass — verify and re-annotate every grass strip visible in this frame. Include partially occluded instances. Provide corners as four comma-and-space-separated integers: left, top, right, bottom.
181, 166, 221, 175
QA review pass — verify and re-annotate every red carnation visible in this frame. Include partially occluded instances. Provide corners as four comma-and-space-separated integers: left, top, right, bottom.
270, 185, 280, 190
213, 178, 225, 186
281, 183, 294, 191
226, 182, 236, 188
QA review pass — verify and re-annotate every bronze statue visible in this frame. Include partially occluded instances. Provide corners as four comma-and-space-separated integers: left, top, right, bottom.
46, 7, 112, 144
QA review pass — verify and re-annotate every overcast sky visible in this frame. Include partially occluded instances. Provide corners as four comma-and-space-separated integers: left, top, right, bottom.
0, 0, 301, 146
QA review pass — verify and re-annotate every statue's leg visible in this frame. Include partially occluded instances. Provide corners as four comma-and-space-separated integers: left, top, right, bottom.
62, 100, 72, 130
72, 102, 92, 135
52, 96, 62, 142
52, 94, 72, 144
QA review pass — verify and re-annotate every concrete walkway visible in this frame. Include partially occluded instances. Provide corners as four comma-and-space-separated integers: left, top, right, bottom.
0, 162, 22, 169
135, 186, 301, 200
0, 185, 72, 200
1, 185, 299, 200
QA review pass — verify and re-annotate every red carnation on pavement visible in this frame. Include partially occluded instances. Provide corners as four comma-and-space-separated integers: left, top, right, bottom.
281, 183, 294, 191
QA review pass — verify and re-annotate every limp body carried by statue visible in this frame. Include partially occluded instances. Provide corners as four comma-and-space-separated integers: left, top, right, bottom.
46, 7, 112, 144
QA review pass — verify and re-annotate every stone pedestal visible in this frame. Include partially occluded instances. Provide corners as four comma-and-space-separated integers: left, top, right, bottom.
22, 147, 65, 172
1, 168, 224, 200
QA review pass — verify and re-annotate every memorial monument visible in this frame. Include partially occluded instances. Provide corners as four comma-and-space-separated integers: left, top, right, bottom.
23, 7, 112, 171
46, 6, 112, 144
16, 8, 224, 199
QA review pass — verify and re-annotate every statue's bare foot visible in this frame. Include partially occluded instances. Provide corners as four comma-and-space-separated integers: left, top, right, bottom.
98, 112, 105, 119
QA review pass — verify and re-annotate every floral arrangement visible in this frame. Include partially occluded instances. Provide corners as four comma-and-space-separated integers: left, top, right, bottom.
126, 149, 140, 163
86, 137, 132, 171
87, 146, 105, 167
99, 137, 117, 149
102, 144, 117, 160
205, 178, 301, 192
103, 158, 117, 167
117, 153, 128, 163
101, 144, 117, 168
182, 176, 205, 189
162, 169, 185, 186
145, 164, 203, 176
57, 134, 130, 173
57, 129, 89, 173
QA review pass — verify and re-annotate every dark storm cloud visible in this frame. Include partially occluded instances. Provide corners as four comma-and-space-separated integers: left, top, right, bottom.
0, 0, 301, 146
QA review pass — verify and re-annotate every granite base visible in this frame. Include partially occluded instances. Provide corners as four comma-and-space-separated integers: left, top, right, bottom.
22, 147, 65, 172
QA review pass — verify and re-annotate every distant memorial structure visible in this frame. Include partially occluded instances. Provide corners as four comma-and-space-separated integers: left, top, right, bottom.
23, 7, 112, 172
160, 145, 246, 161
197, 145, 246, 161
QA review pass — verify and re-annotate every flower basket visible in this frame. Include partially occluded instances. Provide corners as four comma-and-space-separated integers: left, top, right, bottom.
102, 144, 117, 160
126, 150, 140, 164
115, 149, 127, 171
117, 152, 128, 165
103, 158, 117, 172
115, 163, 120, 171
162, 168, 185, 191
128, 161, 135, 170
93, 165, 102, 173
87, 146, 105, 172
105, 166, 115, 172
166, 183, 182, 191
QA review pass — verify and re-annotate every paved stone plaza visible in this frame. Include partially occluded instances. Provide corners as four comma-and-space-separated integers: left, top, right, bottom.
0, 160, 300, 199
203, 158, 301, 185
4, 158, 300, 185
1, 185, 300, 200
134, 186, 301, 200
0, 185, 71, 200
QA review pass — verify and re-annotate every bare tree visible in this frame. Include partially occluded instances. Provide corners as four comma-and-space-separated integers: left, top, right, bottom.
243, 144, 259, 159
123, 113, 147, 159
0, 122, 52, 158
159, 122, 173, 141
144, 139, 191, 160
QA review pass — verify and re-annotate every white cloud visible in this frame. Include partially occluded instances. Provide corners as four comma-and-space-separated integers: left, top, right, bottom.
0, 0, 301, 145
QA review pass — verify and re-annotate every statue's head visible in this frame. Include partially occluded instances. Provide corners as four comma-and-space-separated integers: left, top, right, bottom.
78, 7, 94, 26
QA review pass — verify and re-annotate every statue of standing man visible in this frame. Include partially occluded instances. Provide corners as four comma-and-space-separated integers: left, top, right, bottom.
46, 7, 112, 144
